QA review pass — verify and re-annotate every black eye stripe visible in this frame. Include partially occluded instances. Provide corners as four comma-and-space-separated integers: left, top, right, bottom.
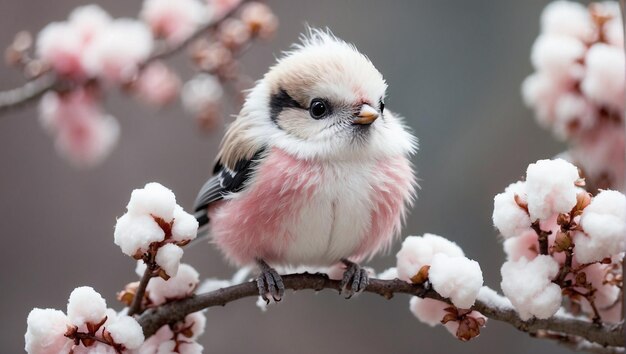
379, 99, 385, 113
269, 88, 304, 124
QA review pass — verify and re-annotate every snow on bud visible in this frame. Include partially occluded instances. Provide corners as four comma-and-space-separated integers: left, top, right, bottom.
36, 22, 84, 77
66, 286, 107, 327
428, 254, 483, 309
140, 0, 210, 44
396, 234, 464, 282
540, 0, 594, 41
552, 93, 596, 140
127, 182, 177, 222
68, 5, 112, 41
409, 298, 486, 341
500, 255, 562, 320
492, 181, 532, 239
525, 158, 580, 221
114, 213, 165, 257
155, 243, 184, 277
581, 43, 625, 113
147, 263, 200, 305
503, 230, 539, 261
24, 309, 72, 354
171, 205, 199, 242
573, 190, 626, 263
106, 315, 145, 350
82, 19, 154, 82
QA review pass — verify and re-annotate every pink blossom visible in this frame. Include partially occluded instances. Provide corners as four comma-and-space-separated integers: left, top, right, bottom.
530, 34, 585, 83
133, 62, 181, 106
35, 5, 111, 78
141, 0, 210, 44
82, 19, 154, 83
503, 230, 539, 261
181, 74, 223, 115
39, 90, 119, 168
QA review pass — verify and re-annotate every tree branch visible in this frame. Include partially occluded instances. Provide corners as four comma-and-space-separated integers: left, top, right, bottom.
127, 266, 153, 316
136, 273, 625, 348
0, 0, 250, 114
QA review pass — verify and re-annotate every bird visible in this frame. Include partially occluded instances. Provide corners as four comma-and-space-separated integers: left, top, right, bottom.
194, 29, 417, 301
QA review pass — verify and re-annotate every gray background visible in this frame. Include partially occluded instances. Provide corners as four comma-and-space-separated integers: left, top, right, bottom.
0, 0, 570, 353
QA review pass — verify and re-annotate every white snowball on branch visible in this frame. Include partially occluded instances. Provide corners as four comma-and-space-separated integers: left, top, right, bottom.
24, 309, 72, 354
409, 297, 448, 327
127, 182, 177, 222
530, 34, 585, 81
525, 158, 580, 221
171, 205, 199, 242
106, 315, 144, 350
140, 0, 210, 44
114, 213, 165, 256
155, 243, 184, 277
66, 286, 108, 327
396, 234, 464, 282
574, 190, 626, 263
376, 267, 398, 280
500, 255, 562, 320
147, 264, 199, 305
429, 254, 483, 309
492, 181, 532, 239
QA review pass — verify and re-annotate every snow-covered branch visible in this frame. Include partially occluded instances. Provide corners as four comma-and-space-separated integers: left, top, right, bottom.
136, 273, 625, 348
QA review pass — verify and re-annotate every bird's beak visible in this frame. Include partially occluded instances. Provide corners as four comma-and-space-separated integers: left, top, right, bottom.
353, 104, 379, 125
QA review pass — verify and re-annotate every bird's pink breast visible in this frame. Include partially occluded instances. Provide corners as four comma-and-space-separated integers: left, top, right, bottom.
208, 148, 415, 266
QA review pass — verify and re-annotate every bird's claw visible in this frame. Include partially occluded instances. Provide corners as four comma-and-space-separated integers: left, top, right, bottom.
256, 259, 285, 303
339, 259, 369, 299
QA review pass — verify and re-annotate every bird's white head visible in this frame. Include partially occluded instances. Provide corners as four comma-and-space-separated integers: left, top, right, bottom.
218, 29, 416, 169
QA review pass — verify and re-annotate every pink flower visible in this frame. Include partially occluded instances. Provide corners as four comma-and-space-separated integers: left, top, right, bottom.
39, 89, 119, 167
141, 0, 210, 44
35, 5, 111, 78
82, 19, 154, 83
133, 62, 181, 107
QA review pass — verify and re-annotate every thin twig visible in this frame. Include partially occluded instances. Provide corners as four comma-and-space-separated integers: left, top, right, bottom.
127, 266, 153, 316
0, 0, 250, 114
136, 273, 625, 348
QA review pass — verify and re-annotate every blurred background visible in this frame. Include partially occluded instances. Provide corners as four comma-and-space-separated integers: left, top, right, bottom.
0, 0, 571, 353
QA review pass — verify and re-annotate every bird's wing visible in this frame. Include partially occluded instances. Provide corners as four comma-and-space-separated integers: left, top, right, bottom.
193, 148, 266, 212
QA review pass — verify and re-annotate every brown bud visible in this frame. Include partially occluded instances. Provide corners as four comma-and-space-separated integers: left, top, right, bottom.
574, 192, 592, 214
86, 316, 107, 335
556, 213, 571, 227
157, 268, 171, 280
553, 231, 572, 252
456, 315, 485, 341
117, 281, 139, 306
410, 265, 430, 285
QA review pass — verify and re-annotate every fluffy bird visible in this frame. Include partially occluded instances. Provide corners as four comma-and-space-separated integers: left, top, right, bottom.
194, 30, 417, 300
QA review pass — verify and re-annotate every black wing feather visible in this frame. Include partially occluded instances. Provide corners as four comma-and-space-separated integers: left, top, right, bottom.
193, 148, 265, 213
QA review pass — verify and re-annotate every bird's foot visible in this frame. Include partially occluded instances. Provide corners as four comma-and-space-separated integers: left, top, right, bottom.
339, 259, 369, 299
255, 259, 285, 303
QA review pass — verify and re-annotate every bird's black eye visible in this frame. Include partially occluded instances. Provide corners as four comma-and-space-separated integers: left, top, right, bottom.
309, 99, 329, 119
379, 100, 385, 113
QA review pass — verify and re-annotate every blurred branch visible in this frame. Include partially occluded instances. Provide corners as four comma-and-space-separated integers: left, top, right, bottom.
0, 0, 250, 115
0, 73, 56, 114
137, 273, 625, 350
